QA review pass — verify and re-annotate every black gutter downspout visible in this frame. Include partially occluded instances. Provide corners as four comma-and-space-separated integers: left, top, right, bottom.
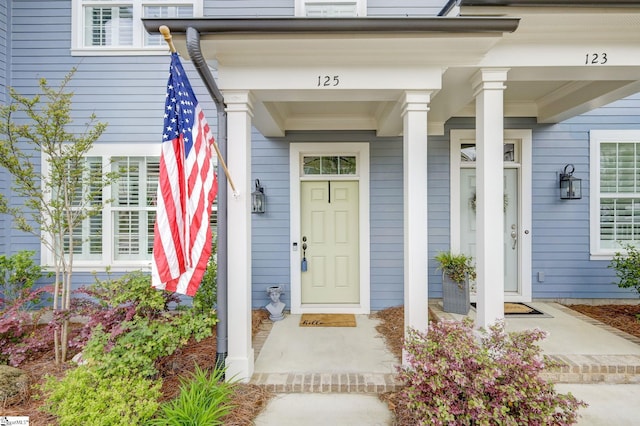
185, 27, 228, 372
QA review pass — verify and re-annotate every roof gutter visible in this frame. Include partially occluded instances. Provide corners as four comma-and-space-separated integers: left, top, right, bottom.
143, 17, 520, 36
184, 27, 229, 373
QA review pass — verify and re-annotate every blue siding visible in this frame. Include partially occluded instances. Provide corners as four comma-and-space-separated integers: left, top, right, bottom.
251, 130, 291, 309
0, 1, 8, 254
530, 94, 640, 300
370, 138, 404, 309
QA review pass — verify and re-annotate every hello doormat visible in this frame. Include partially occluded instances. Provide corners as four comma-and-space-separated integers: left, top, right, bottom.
299, 314, 357, 327
470, 302, 545, 316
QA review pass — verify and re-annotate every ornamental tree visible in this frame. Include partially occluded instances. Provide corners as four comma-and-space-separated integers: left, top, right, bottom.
0, 69, 116, 364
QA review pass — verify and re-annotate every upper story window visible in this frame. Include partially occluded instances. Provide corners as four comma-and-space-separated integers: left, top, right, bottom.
295, 0, 366, 17
72, 1, 202, 55
590, 130, 640, 258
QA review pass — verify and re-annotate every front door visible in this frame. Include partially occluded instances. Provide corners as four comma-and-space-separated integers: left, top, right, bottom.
451, 129, 532, 302
459, 168, 519, 293
300, 180, 360, 304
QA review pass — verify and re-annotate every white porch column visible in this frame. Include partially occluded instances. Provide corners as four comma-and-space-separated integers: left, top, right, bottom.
402, 91, 431, 357
224, 91, 254, 382
472, 69, 508, 329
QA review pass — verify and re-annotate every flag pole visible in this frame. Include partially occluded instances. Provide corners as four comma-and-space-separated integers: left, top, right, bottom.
159, 25, 239, 196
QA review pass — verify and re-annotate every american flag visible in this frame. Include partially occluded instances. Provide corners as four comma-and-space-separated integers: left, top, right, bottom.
151, 52, 218, 296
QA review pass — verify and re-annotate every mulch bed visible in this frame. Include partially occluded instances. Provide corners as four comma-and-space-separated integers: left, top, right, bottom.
566, 303, 640, 339
1, 310, 272, 425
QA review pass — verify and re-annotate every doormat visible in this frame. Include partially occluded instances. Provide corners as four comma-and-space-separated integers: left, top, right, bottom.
299, 314, 357, 327
470, 302, 545, 316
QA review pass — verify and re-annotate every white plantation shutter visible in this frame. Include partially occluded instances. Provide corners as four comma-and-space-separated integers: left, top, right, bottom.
63, 157, 103, 260
52, 150, 213, 267
85, 6, 133, 47
112, 157, 159, 260
599, 142, 640, 249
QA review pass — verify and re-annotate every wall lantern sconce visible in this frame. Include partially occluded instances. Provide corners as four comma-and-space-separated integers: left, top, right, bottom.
251, 179, 266, 214
559, 164, 582, 200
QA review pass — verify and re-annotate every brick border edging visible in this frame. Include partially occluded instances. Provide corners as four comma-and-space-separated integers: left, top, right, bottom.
250, 372, 402, 394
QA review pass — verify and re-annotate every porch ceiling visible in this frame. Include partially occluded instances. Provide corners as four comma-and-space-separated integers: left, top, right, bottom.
144, 13, 640, 137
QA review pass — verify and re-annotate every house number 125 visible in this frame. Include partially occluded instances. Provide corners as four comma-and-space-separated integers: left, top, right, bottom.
317, 75, 340, 87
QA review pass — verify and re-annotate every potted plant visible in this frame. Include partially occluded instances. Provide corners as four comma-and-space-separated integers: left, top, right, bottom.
435, 251, 476, 315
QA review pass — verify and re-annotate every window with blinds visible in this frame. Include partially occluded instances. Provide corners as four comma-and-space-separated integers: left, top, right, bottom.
591, 130, 640, 256
76, 1, 199, 51
59, 152, 217, 268
599, 142, 640, 249
112, 156, 159, 261
63, 157, 104, 260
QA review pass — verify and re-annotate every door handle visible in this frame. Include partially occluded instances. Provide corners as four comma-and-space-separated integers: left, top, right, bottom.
510, 228, 517, 250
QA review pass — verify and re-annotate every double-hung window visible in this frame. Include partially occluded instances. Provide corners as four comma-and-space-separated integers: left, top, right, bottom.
295, 0, 366, 17
590, 130, 640, 258
72, 0, 202, 55
44, 144, 217, 271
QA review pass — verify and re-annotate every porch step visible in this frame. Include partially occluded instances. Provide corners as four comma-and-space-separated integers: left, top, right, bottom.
250, 371, 402, 394
542, 354, 640, 384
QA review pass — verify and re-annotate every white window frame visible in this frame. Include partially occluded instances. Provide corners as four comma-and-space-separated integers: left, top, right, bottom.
71, 0, 203, 56
295, 0, 366, 17
590, 129, 640, 259
42, 143, 159, 272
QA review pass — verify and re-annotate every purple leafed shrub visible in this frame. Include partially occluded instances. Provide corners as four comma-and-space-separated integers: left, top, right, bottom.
398, 318, 587, 426
0, 286, 53, 366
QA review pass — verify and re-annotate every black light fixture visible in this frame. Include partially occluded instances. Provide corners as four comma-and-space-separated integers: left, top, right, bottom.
251, 179, 265, 213
559, 164, 582, 200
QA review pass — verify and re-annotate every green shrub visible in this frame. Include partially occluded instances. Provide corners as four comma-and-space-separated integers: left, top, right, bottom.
398, 318, 586, 425
609, 243, 640, 297
147, 365, 235, 425
0, 250, 46, 308
42, 366, 161, 426
193, 240, 217, 315
82, 311, 217, 378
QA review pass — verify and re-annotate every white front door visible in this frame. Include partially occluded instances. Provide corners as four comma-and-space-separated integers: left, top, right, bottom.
300, 180, 360, 303
459, 168, 519, 293
451, 130, 532, 302
289, 143, 371, 314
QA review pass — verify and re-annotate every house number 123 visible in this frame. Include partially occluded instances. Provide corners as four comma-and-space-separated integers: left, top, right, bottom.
585, 53, 608, 65
317, 75, 340, 87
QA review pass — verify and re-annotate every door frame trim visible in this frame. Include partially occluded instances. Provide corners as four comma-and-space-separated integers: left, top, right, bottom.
450, 129, 532, 302
289, 142, 371, 314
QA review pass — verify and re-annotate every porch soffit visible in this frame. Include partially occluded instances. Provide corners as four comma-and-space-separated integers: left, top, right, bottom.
145, 14, 640, 137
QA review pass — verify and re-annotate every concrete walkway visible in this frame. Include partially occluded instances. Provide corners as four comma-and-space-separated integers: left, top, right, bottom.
251, 302, 640, 425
